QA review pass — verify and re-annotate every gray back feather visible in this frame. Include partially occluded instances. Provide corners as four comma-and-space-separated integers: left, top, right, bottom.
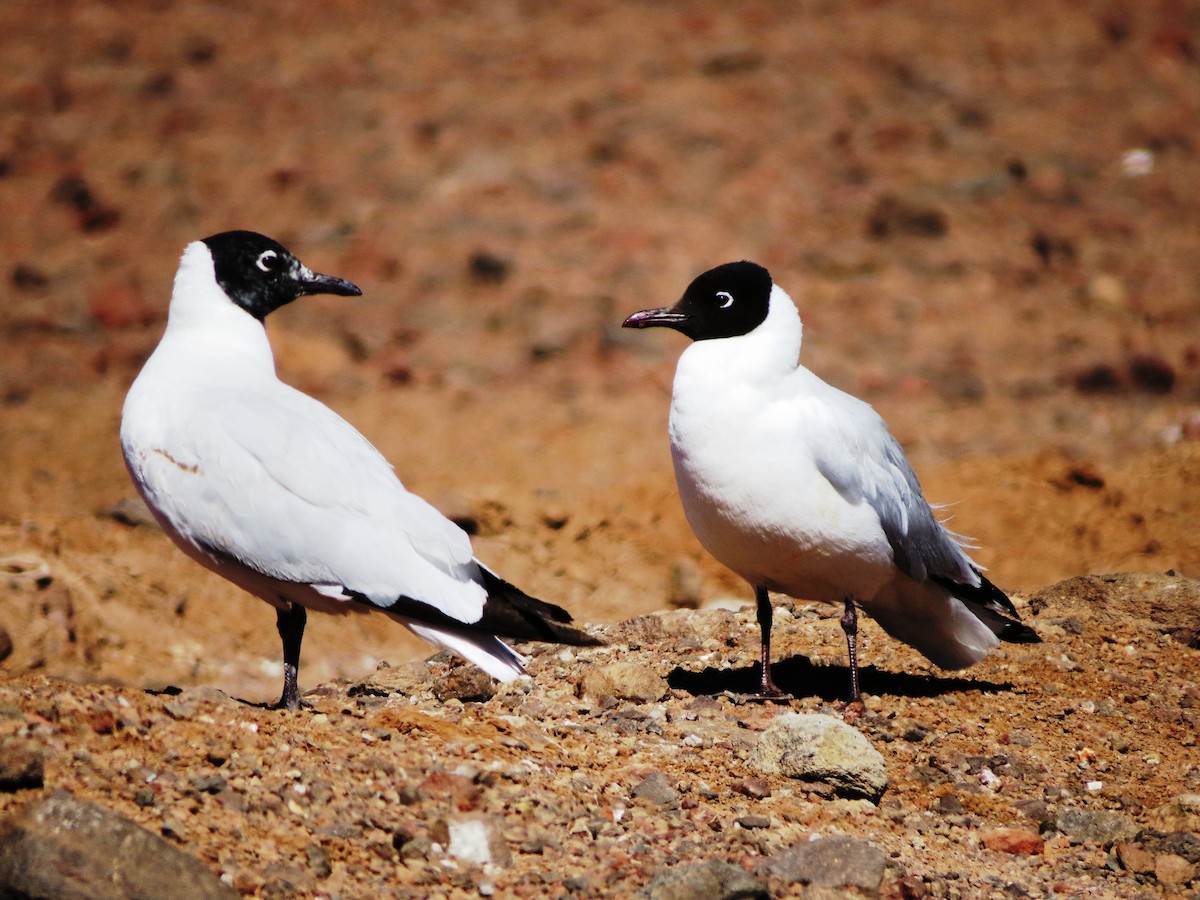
812, 389, 978, 588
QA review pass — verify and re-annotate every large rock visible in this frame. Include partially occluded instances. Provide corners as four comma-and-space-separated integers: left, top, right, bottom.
761, 835, 887, 891
579, 660, 668, 703
1053, 808, 1138, 846
642, 859, 768, 900
1149, 793, 1200, 833
432, 665, 496, 702
747, 713, 888, 801
0, 790, 236, 899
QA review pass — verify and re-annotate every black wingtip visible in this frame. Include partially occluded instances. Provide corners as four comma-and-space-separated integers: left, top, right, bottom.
933, 570, 1020, 618
933, 570, 1041, 645
477, 567, 604, 647
345, 580, 602, 648
1000, 621, 1042, 644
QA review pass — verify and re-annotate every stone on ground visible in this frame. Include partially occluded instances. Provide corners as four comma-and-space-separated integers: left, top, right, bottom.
747, 713, 888, 801
0, 790, 235, 899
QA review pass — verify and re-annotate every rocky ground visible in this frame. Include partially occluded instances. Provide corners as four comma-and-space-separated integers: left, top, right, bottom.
1, 0, 1199, 897
1, 574, 1199, 898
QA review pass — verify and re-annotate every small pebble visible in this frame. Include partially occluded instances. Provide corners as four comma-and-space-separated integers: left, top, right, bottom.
735, 815, 770, 829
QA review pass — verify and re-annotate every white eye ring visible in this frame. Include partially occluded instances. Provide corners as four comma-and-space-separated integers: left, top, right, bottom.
716, 291, 734, 309
256, 250, 279, 272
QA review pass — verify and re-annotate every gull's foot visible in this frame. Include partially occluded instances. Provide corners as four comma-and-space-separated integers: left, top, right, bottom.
272, 694, 316, 711
746, 679, 793, 703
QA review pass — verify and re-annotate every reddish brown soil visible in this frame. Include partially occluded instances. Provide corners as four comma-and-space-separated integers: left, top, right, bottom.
1, 2, 1198, 896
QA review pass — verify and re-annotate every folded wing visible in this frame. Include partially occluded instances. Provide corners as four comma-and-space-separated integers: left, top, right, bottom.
137, 383, 490, 625
809, 386, 986, 589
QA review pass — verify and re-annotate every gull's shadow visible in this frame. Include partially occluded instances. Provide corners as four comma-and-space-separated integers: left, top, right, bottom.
145, 685, 183, 697
145, 684, 283, 710
668, 653, 1014, 702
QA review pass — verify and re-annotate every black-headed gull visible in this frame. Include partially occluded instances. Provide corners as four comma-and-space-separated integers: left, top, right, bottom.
623, 261, 1038, 701
121, 231, 597, 709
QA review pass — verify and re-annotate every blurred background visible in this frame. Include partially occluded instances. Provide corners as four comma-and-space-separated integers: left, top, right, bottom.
1, 0, 1198, 701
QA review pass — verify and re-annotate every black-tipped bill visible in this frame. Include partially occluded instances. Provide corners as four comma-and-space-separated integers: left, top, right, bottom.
622, 307, 689, 330
297, 268, 362, 298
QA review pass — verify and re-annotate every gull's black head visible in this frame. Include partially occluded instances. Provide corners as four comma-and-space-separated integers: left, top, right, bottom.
201, 230, 362, 321
622, 261, 772, 341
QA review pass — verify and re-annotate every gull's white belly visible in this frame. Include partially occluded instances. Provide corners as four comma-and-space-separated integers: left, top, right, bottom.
669, 404, 895, 604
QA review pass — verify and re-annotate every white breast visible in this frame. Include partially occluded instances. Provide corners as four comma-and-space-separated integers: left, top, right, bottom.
665, 293, 897, 604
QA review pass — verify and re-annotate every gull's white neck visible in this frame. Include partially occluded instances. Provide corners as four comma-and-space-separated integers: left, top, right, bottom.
676, 284, 804, 385
158, 241, 276, 377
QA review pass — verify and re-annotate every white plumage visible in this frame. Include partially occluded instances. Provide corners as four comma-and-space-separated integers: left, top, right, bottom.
625, 261, 1038, 700
122, 232, 594, 707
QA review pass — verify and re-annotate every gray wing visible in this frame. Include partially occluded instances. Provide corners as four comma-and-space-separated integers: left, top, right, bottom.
127, 382, 490, 624
809, 385, 979, 587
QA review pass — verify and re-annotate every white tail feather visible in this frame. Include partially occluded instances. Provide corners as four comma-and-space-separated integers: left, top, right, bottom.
403, 621, 528, 681
863, 583, 1000, 670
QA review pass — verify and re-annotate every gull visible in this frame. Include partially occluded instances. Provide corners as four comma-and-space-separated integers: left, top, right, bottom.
623, 261, 1038, 701
121, 230, 597, 709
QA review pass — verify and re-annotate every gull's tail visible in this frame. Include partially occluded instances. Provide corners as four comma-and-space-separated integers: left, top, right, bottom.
384, 565, 601, 681
933, 569, 1042, 646
405, 622, 531, 681
865, 570, 1040, 670
475, 565, 603, 647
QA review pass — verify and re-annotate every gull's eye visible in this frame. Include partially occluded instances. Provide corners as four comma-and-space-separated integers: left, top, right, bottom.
256, 250, 281, 273
716, 290, 734, 309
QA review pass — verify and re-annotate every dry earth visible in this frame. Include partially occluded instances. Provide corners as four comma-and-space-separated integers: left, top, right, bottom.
1, 1, 1199, 897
